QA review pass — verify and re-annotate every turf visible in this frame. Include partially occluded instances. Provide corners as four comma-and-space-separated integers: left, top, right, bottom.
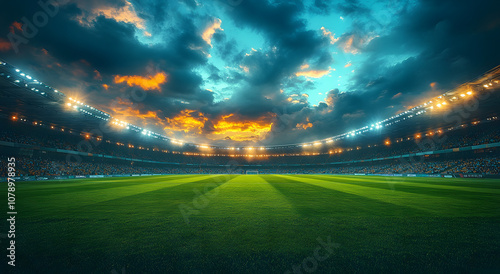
2, 175, 500, 273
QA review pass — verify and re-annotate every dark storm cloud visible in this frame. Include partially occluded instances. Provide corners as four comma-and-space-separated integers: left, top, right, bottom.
1, 0, 217, 106
350, 0, 500, 106
293, 0, 500, 144
217, 0, 332, 119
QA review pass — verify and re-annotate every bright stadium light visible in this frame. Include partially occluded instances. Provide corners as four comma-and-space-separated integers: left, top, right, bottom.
466, 91, 472, 95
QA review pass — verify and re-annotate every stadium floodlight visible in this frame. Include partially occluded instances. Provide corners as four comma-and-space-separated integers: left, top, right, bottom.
15, 69, 20, 72
259, 147, 265, 150
26, 75, 32, 80
460, 94, 466, 97
466, 91, 472, 95
313, 142, 322, 146
483, 84, 489, 88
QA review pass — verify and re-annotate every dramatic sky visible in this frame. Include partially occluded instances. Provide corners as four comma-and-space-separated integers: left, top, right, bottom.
1, 0, 499, 145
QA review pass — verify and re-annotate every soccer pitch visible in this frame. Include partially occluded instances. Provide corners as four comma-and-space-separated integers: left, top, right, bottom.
3, 175, 500, 273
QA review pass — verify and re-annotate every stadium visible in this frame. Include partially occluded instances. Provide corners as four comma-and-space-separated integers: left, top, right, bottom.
1, 0, 500, 273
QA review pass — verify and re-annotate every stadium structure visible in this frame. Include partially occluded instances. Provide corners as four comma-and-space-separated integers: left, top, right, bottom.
1, 61, 499, 179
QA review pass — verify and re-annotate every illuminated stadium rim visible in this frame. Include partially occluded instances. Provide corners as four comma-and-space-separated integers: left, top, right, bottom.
1, 59, 499, 150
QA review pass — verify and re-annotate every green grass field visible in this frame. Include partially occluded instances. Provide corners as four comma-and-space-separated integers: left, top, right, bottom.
3, 175, 500, 273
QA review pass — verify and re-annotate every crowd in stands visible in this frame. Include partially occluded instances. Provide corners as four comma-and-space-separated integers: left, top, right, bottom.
1, 155, 498, 177
1, 119, 500, 167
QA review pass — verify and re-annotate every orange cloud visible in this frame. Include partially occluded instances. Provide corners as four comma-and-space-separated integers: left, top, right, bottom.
102, 84, 109, 90
0, 39, 11, 51
9, 21, 22, 34
240, 65, 250, 73
392, 92, 402, 99
202, 18, 223, 47
108, 98, 165, 127
208, 113, 275, 142
321, 27, 339, 44
295, 68, 332, 78
300, 64, 310, 70
296, 122, 313, 130
114, 72, 167, 91
339, 34, 377, 54
164, 110, 207, 134
75, 0, 146, 31
94, 70, 102, 80
344, 62, 352, 68
341, 35, 357, 54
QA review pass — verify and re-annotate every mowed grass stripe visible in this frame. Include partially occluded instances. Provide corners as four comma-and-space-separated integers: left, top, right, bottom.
16, 175, 195, 197
265, 175, 429, 216
355, 175, 500, 189
19, 175, 217, 213
303, 175, 500, 216
16, 175, 236, 263
72, 175, 237, 218
302, 175, 500, 207
278, 175, 495, 216
305, 175, 500, 194
199, 175, 298, 217
174, 175, 302, 254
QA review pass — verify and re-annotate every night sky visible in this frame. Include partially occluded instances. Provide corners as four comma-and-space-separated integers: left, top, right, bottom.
1, 0, 499, 145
